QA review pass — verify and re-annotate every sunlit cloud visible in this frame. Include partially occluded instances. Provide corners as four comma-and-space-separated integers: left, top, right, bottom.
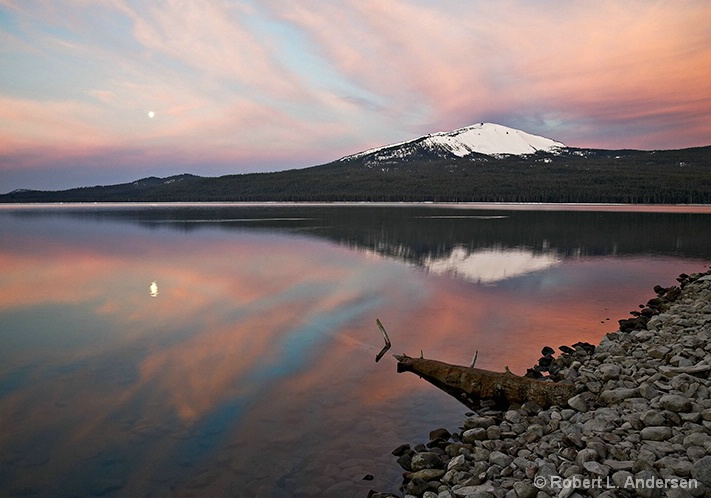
273, 0, 711, 147
1, 0, 710, 189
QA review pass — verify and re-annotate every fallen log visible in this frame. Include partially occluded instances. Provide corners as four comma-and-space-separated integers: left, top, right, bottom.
394, 354, 576, 409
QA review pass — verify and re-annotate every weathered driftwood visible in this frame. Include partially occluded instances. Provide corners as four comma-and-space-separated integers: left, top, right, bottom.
394, 354, 576, 409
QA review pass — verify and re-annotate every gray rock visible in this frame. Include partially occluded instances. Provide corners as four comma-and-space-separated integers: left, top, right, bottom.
647, 346, 671, 359
599, 363, 621, 380
525, 424, 544, 439
655, 456, 693, 476
659, 394, 692, 412
585, 440, 608, 460
486, 425, 502, 440
467, 493, 495, 498
692, 455, 711, 487
471, 447, 490, 462
598, 388, 639, 404
489, 451, 512, 468
512, 456, 534, 471
611, 470, 633, 489
504, 410, 522, 424
603, 460, 635, 471
632, 470, 663, 498
407, 477, 430, 495
560, 409, 576, 420
448, 454, 468, 472
512, 481, 538, 498
582, 418, 610, 433
640, 410, 666, 427
680, 411, 701, 423
582, 461, 610, 477
567, 394, 588, 412
464, 417, 497, 429
453, 483, 495, 497
662, 489, 695, 498
686, 446, 706, 461
397, 453, 413, 471
660, 364, 711, 377
411, 452, 444, 471
563, 432, 585, 449
462, 428, 488, 444
634, 330, 655, 342
534, 463, 560, 494
575, 448, 599, 466
638, 383, 659, 400
407, 468, 446, 481
597, 492, 619, 498
683, 432, 710, 448
640, 426, 672, 441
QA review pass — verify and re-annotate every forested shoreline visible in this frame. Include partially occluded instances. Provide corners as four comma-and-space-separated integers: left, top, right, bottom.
2, 146, 710, 204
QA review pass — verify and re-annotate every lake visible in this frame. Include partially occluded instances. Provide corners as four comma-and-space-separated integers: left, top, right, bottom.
1, 203, 710, 498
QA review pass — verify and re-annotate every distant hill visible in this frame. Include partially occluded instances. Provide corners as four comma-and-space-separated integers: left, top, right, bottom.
2, 123, 711, 204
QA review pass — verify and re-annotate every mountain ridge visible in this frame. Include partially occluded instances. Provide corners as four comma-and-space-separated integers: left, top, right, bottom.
2, 123, 711, 204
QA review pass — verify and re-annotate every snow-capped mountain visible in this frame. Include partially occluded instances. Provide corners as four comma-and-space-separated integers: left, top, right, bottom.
339, 123, 565, 164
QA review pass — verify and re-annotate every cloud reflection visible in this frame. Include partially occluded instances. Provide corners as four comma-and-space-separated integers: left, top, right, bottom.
1, 212, 708, 497
0, 223, 403, 493
424, 246, 562, 284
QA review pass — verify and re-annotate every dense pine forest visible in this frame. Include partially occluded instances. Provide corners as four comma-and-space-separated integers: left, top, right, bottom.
2, 146, 710, 204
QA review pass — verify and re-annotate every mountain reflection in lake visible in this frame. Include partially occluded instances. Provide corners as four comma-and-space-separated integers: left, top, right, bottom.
1, 203, 710, 498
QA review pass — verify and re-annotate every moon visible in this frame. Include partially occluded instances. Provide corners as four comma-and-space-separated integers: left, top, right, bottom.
148, 111, 155, 118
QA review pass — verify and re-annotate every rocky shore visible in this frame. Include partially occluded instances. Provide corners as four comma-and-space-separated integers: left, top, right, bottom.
370, 270, 711, 498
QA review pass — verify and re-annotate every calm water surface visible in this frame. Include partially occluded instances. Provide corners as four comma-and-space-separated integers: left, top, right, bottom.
1, 203, 710, 497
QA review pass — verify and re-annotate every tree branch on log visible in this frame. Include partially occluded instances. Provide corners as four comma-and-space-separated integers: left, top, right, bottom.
394, 354, 576, 409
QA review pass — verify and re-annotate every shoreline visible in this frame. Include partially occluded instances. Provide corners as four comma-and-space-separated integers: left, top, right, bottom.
1, 201, 711, 214
371, 270, 711, 498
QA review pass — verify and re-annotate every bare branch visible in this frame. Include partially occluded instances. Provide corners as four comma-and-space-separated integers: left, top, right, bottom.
375, 319, 391, 362
469, 350, 479, 368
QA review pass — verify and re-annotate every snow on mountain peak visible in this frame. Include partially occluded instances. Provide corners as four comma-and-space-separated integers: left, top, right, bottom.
340, 122, 565, 163
428, 122, 565, 156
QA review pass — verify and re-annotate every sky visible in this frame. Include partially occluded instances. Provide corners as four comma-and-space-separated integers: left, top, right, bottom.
1, 0, 710, 192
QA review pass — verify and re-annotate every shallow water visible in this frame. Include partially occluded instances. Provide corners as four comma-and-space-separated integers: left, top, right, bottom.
1, 203, 710, 497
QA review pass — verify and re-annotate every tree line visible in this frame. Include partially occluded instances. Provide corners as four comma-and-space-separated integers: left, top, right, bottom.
2, 146, 710, 204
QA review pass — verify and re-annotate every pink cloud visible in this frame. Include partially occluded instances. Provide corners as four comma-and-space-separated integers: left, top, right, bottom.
273, 1, 711, 148
1, 0, 710, 190
128, 2, 305, 100
0, 96, 115, 153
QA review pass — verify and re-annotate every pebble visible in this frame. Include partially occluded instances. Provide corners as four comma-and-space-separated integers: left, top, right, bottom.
372, 271, 711, 498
